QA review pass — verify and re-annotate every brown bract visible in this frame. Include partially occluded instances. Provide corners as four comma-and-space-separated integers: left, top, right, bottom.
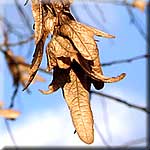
63, 65, 94, 144
26, 0, 126, 144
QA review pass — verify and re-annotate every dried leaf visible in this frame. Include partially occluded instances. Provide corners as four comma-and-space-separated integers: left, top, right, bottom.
50, 0, 73, 10
23, 38, 45, 90
81, 23, 115, 38
59, 20, 126, 82
5, 50, 20, 86
46, 36, 77, 70
29, 0, 57, 89
40, 67, 70, 94
46, 41, 70, 71
46, 42, 57, 72
60, 20, 114, 61
51, 35, 77, 58
31, 0, 56, 84
32, 0, 56, 43
57, 57, 71, 69
43, 8, 56, 34
31, 0, 43, 44
63, 62, 94, 144
5, 49, 45, 93
74, 53, 126, 83
5, 50, 21, 100
0, 109, 20, 119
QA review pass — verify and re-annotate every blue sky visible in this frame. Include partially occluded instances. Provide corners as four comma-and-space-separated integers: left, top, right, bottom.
0, 0, 147, 148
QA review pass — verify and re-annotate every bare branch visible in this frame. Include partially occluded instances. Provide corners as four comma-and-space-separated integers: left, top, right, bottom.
91, 91, 149, 113
102, 54, 150, 67
14, 0, 33, 34
0, 35, 34, 47
4, 119, 17, 147
126, 6, 146, 39
94, 123, 110, 147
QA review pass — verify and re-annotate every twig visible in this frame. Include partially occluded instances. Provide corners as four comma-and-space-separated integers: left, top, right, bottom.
91, 91, 150, 113
82, 3, 107, 31
0, 35, 34, 47
14, 0, 33, 34
126, 6, 146, 39
94, 123, 110, 147
4, 119, 17, 147
0, 16, 25, 38
75, 0, 129, 5
102, 54, 150, 67
94, 3, 106, 23
99, 97, 112, 142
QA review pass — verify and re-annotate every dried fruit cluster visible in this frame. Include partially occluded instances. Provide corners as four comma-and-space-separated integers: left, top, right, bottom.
24, 0, 126, 144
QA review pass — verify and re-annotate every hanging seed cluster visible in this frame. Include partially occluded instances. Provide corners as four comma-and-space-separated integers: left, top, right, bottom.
24, 0, 126, 144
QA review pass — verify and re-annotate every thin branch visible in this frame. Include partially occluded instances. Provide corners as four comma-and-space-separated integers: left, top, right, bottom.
126, 6, 146, 39
94, 123, 110, 147
93, 3, 106, 23
0, 16, 25, 38
0, 35, 34, 47
99, 98, 112, 142
102, 54, 150, 67
14, 0, 33, 34
82, 3, 107, 31
76, 0, 146, 40
4, 119, 17, 147
75, 0, 129, 5
91, 91, 149, 113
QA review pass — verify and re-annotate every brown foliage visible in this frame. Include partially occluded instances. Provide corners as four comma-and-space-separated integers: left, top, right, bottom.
24, 0, 126, 144
5, 49, 45, 92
